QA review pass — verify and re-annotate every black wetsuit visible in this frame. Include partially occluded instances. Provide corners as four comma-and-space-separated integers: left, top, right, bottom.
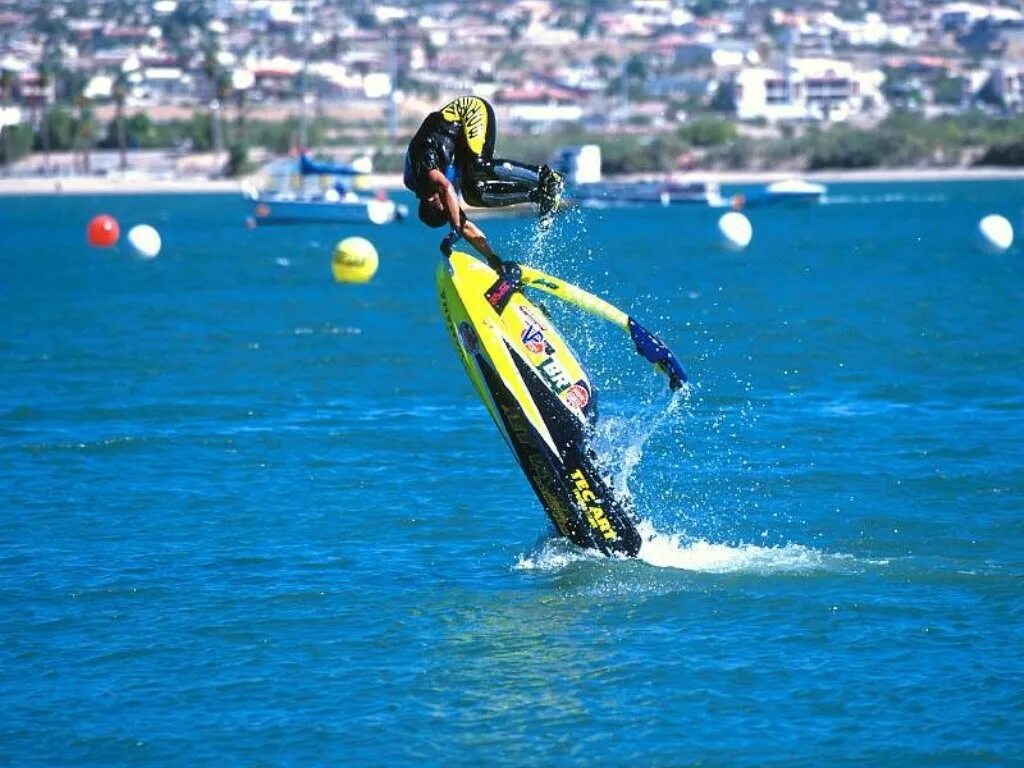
404, 96, 543, 208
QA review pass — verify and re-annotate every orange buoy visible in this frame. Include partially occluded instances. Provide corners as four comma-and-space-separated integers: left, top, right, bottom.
87, 214, 120, 248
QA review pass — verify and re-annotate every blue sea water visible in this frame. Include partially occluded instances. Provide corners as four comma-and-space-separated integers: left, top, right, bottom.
1, 182, 1022, 766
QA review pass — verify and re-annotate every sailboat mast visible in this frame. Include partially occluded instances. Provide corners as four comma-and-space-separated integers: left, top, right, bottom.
387, 29, 397, 139
298, 0, 310, 149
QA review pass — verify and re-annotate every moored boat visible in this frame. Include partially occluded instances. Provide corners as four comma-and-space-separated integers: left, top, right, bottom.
738, 178, 827, 208
243, 154, 408, 226
572, 177, 724, 208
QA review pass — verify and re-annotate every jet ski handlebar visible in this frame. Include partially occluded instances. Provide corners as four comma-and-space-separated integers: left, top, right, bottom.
440, 228, 462, 256
516, 263, 689, 391
627, 318, 688, 390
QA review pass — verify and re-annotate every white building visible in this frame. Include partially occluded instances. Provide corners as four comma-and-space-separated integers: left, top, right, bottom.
937, 2, 1024, 32
830, 13, 922, 48
506, 103, 584, 130
734, 58, 884, 122
551, 144, 602, 184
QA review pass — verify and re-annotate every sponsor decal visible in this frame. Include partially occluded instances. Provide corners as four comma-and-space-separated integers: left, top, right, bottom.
538, 355, 572, 392
518, 306, 554, 355
485, 278, 514, 313
516, 305, 547, 330
570, 468, 618, 541
521, 323, 548, 355
457, 321, 479, 355
563, 381, 590, 410
499, 403, 571, 533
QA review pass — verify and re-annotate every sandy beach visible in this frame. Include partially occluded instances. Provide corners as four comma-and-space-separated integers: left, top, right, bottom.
1, 165, 1023, 196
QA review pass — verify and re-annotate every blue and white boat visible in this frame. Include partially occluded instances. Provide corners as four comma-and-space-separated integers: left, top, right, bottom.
244, 154, 407, 226
573, 177, 725, 208
741, 178, 827, 208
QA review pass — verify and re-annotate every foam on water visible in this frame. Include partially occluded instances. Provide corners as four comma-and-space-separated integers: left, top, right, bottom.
637, 527, 852, 573
515, 524, 856, 575
510, 373, 847, 576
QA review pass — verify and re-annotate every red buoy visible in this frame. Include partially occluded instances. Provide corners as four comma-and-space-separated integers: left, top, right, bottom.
87, 214, 120, 248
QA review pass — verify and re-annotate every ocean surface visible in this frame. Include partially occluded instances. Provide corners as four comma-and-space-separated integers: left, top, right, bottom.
1, 181, 1022, 766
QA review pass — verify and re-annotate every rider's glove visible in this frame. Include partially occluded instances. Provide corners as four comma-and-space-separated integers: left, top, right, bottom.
498, 260, 522, 288
440, 227, 462, 256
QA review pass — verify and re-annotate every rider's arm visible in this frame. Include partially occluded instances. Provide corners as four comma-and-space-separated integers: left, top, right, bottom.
428, 168, 500, 268
461, 218, 500, 268
427, 168, 463, 232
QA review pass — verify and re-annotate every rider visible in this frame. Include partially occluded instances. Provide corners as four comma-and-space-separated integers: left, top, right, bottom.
404, 96, 563, 268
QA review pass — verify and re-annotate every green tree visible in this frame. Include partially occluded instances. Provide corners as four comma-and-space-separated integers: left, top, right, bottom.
36, 63, 55, 170
72, 97, 98, 174
708, 81, 736, 113
805, 124, 928, 170
126, 113, 158, 148
677, 116, 738, 147
933, 75, 964, 106
0, 123, 33, 168
593, 52, 617, 77
201, 41, 228, 172
225, 142, 251, 177
113, 70, 129, 170
975, 138, 1024, 166
187, 111, 213, 151
42, 106, 75, 151
624, 54, 647, 82
692, 0, 727, 17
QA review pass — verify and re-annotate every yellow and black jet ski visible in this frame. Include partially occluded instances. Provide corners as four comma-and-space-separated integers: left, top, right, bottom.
438, 248, 687, 557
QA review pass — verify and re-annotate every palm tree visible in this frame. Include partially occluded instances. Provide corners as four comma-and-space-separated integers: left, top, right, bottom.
216, 69, 232, 144
113, 70, 129, 170
37, 64, 53, 172
233, 76, 248, 147
67, 71, 94, 174
202, 42, 228, 175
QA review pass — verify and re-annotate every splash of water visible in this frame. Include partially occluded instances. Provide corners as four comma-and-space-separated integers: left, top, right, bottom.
637, 526, 849, 573
589, 387, 689, 491
502, 204, 592, 276
516, 523, 858, 575
505, 205, 834, 572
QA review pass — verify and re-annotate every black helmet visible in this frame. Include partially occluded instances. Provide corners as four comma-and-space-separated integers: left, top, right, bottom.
418, 198, 448, 228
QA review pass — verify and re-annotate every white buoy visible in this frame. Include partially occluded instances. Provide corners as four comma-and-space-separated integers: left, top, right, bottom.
718, 211, 752, 251
127, 224, 162, 258
366, 198, 394, 225
977, 214, 1014, 253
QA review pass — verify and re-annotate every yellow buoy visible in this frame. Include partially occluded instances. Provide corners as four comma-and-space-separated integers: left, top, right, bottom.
331, 236, 379, 283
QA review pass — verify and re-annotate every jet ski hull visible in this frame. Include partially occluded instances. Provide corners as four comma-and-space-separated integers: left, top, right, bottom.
438, 251, 642, 557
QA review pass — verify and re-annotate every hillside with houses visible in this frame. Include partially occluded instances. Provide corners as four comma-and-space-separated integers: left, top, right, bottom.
1, 0, 1023, 179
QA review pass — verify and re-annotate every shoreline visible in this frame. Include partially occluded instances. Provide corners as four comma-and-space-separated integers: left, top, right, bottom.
0, 176, 246, 196
1, 166, 1023, 196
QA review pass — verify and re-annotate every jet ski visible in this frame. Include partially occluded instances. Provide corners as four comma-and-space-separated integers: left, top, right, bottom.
437, 249, 687, 557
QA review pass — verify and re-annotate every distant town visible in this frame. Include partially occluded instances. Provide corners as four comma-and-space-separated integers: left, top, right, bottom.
1, 0, 1023, 181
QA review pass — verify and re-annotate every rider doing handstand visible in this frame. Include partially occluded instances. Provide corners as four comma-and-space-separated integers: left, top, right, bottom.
404, 96, 563, 268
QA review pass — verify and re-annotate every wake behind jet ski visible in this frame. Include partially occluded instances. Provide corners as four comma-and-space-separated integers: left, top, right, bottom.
437, 242, 687, 557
